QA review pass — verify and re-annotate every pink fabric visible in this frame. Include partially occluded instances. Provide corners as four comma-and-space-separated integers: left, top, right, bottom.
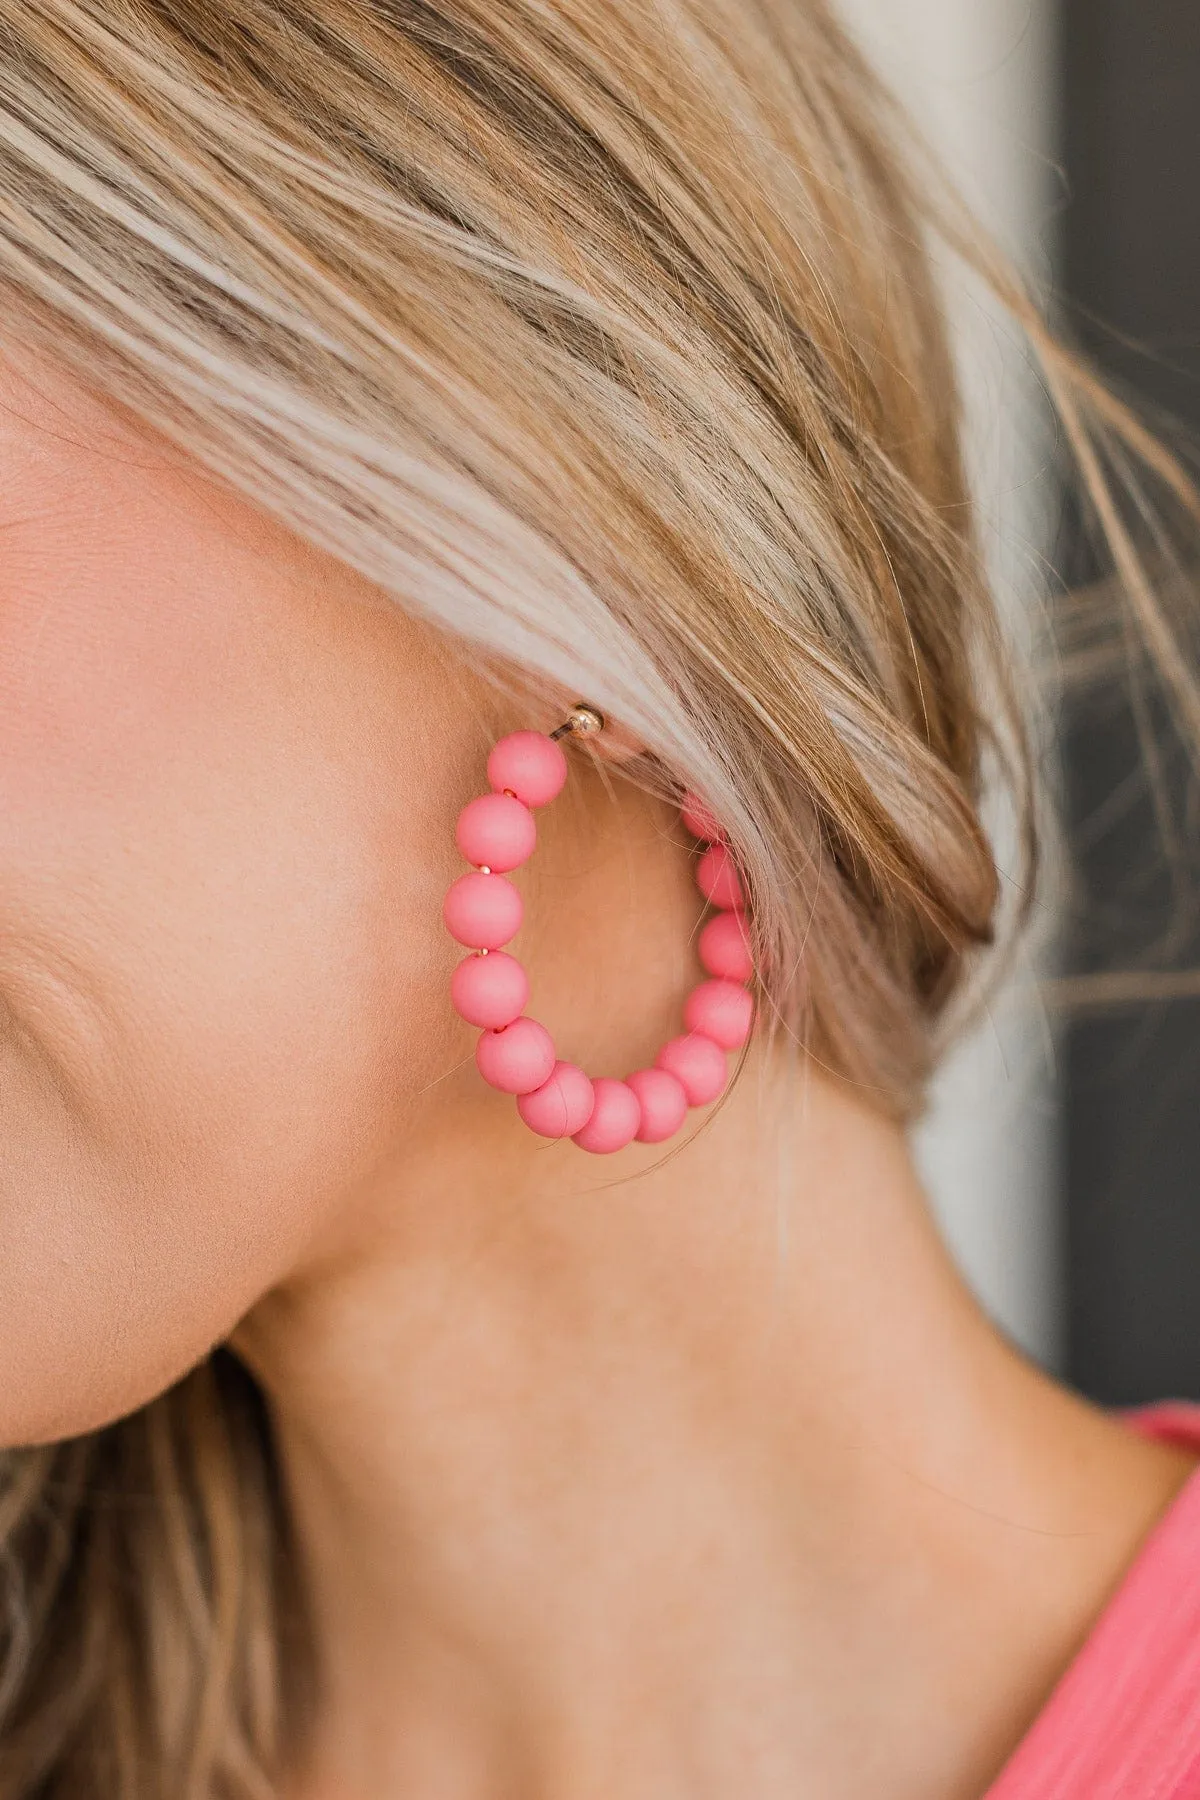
985, 1400, 1200, 1799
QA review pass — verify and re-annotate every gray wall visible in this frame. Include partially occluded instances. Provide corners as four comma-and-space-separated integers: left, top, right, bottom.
1061, 0, 1200, 1405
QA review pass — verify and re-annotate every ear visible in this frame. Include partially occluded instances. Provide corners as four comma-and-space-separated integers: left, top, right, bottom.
588, 718, 645, 766
470, 659, 650, 770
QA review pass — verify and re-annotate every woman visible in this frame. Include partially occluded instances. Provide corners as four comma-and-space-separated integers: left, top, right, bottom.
0, 2, 1197, 1795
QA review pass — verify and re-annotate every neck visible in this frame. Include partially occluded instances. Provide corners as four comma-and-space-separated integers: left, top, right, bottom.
237, 1047, 1194, 1800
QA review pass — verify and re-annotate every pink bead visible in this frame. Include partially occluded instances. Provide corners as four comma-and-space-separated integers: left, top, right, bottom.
684, 978, 754, 1051
572, 1077, 642, 1154
698, 910, 753, 983
455, 792, 536, 871
487, 731, 568, 808
696, 843, 745, 911
681, 790, 723, 842
517, 1061, 596, 1138
443, 871, 523, 949
626, 1068, 689, 1143
655, 1032, 728, 1107
451, 951, 529, 1029
475, 1016, 557, 1094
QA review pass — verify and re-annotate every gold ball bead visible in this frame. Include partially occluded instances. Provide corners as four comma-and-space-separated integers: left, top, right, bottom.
567, 703, 604, 736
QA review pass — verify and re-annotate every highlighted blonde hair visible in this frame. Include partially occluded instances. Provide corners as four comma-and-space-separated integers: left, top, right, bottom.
0, 1, 1196, 1793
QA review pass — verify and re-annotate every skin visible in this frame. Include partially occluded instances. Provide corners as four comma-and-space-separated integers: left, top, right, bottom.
0, 343, 1194, 1800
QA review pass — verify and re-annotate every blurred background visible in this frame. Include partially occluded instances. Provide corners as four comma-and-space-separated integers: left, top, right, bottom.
836, 0, 1200, 1405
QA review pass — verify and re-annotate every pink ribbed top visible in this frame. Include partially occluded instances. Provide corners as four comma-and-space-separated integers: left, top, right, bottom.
985, 1401, 1200, 1799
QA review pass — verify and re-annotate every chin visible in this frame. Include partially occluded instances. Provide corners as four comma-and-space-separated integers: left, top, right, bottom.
0, 1326, 217, 1452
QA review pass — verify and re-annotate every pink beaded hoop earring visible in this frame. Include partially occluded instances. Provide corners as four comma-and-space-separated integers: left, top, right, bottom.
443, 703, 755, 1155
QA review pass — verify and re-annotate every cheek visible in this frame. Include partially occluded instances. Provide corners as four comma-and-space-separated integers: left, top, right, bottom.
0, 540, 465, 1446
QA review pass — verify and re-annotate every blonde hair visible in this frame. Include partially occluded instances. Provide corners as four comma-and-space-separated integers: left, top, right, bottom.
0, 1, 1196, 1793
